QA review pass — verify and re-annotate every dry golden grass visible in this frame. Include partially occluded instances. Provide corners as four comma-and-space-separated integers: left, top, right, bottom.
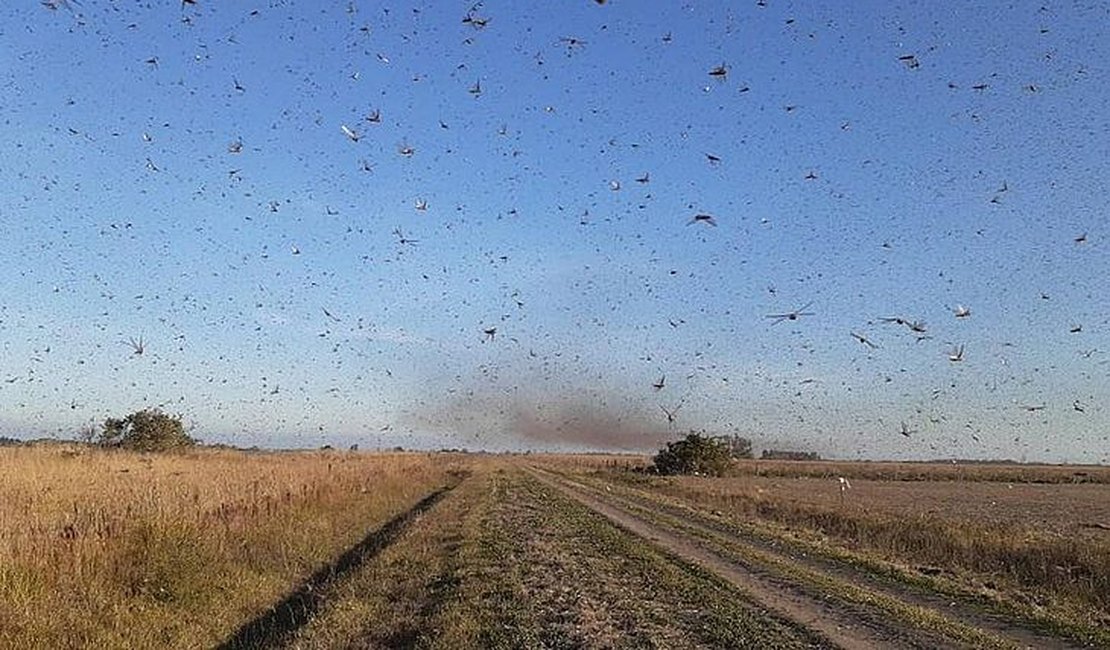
0, 444, 465, 649
512, 453, 648, 472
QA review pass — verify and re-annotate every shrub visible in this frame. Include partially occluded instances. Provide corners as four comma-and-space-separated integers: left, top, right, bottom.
653, 432, 733, 476
97, 409, 195, 452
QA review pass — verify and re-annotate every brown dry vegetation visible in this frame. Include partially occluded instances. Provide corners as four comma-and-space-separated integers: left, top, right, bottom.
540, 453, 1110, 484
732, 458, 1110, 484
0, 444, 465, 649
3, 447, 1107, 648
593, 464, 1110, 642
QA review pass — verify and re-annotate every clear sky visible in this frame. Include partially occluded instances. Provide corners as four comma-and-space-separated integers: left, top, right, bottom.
1, 1, 1108, 462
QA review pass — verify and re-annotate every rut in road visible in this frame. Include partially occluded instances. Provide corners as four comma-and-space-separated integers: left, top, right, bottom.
528, 468, 1048, 650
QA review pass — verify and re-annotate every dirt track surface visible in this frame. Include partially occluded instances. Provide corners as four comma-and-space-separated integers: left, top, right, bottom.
526, 469, 899, 650
232, 464, 1096, 649
527, 467, 1090, 650
269, 466, 834, 649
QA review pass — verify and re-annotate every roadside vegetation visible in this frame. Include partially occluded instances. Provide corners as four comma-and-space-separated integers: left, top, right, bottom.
593, 464, 1110, 644
0, 444, 463, 648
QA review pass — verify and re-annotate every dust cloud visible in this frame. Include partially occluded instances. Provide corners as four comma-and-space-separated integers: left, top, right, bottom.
509, 399, 674, 451
405, 386, 677, 452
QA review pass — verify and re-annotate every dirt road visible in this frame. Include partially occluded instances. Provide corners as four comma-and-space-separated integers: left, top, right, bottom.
229, 464, 1094, 649
527, 467, 1088, 650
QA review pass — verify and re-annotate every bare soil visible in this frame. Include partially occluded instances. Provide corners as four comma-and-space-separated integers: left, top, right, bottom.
669, 474, 1110, 537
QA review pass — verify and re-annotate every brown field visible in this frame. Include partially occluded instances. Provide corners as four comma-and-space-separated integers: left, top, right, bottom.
665, 473, 1110, 535
2, 447, 1108, 648
731, 458, 1110, 484
0, 444, 466, 648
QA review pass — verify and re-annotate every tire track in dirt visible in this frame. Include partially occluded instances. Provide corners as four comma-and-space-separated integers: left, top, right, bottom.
554, 470, 1088, 650
489, 468, 832, 649
528, 467, 1003, 650
218, 478, 464, 650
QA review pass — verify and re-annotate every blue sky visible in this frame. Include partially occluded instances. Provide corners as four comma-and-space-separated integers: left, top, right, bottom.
1, 1, 1108, 462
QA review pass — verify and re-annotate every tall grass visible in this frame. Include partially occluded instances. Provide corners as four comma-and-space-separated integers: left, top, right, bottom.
0, 444, 462, 649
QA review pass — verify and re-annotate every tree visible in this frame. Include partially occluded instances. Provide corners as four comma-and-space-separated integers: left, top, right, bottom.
652, 432, 733, 477
98, 408, 195, 452
718, 434, 753, 459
